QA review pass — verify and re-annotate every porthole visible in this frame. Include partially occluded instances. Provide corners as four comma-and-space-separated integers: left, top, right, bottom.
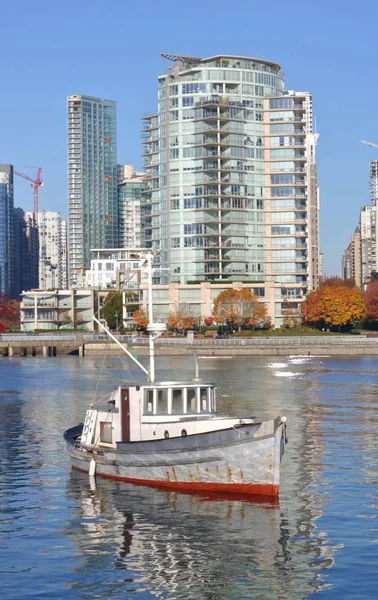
164, 430, 170, 439
181, 429, 187, 437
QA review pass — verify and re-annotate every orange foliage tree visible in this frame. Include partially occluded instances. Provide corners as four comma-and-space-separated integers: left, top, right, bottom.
168, 304, 197, 332
212, 289, 268, 330
282, 301, 302, 328
132, 308, 148, 329
364, 280, 378, 321
301, 283, 365, 329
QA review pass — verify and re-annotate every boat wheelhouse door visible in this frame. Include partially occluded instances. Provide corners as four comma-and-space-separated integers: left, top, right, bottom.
120, 388, 130, 442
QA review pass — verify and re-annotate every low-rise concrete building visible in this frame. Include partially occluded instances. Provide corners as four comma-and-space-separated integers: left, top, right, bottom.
139, 281, 304, 327
20, 289, 103, 331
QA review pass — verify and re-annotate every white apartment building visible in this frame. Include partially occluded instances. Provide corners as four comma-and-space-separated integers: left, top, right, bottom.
263, 91, 319, 322
38, 210, 68, 289
85, 248, 147, 291
360, 204, 376, 286
117, 165, 145, 248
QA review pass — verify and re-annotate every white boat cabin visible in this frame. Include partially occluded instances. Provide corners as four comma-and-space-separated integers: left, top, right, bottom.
80, 380, 254, 448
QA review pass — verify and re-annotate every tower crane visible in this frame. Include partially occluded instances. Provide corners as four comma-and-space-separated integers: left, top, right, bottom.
14, 167, 43, 224
361, 140, 378, 149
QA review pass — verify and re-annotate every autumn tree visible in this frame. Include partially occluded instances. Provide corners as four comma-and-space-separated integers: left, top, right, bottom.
364, 280, 378, 321
282, 301, 302, 328
0, 293, 20, 331
204, 316, 214, 327
168, 304, 197, 333
132, 308, 148, 330
301, 283, 365, 330
320, 275, 356, 289
102, 291, 123, 330
212, 289, 268, 330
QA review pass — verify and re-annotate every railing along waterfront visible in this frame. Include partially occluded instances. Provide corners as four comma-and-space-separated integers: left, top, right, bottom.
1, 334, 378, 347
130, 336, 377, 347
0, 335, 77, 342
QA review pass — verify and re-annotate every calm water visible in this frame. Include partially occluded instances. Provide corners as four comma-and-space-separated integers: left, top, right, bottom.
1, 354, 378, 599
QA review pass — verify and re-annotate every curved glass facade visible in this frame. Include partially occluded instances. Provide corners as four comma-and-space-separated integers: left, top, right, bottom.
142, 55, 285, 284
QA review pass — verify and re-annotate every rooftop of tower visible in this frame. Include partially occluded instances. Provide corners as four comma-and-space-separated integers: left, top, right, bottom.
160, 53, 281, 71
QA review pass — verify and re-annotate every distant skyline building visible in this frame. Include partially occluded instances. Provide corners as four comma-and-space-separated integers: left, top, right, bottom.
117, 165, 145, 248
342, 227, 361, 287
141, 54, 319, 322
67, 94, 118, 288
13, 209, 39, 297
360, 204, 376, 286
0, 164, 14, 297
369, 160, 378, 205
38, 210, 68, 290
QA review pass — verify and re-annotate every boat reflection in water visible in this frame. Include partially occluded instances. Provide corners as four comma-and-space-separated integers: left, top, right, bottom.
65, 471, 338, 599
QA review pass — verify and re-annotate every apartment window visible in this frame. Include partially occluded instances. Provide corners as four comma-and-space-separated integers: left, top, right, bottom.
271, 187, 295, 197
269, 98, 293, 109
182, 83, 206, 94
271, 174, 294, 184
270, 111, 294, 122
173, 238, 180, 248
182, 96, 194, 107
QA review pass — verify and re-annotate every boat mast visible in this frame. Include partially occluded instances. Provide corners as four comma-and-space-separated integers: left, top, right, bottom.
146, 253, 155, 382
145, 252, 166, 383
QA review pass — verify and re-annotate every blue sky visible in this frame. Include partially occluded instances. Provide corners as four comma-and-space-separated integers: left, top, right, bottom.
1, 0, 378, 275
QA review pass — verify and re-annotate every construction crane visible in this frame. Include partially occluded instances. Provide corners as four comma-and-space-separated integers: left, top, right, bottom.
14, 167, 43, 223
361, 140, 378, 149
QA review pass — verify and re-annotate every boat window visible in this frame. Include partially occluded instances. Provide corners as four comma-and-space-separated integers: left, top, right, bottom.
172, 389, 183, 414
187, 388, 197, 413
200, 388, 209, 413
144, 390, 154, 414
157, 388, 168, 414
100, 422, 112, 444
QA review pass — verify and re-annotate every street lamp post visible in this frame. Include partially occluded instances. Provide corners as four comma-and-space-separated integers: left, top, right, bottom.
115, 310, 119, 332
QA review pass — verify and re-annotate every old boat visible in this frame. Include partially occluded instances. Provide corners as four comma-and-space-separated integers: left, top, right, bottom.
64, 253, 287, 498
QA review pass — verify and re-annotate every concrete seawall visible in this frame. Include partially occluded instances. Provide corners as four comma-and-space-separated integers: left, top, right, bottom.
2, 339, 378, 358
83, 342, 378, 357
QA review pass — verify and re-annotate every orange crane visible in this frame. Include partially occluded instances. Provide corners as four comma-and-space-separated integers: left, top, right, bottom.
14, 167, 43, 223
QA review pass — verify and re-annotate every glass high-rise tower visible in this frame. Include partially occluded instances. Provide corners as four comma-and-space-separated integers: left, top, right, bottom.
0, 164, 14, 297
67, 95, 118, 288
142, 54, 319, 303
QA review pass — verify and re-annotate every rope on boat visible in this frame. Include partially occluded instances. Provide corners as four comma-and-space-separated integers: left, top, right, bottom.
91, 342, 109, 408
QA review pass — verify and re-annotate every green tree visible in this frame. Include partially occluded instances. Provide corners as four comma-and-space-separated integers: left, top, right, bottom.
102, 291, 123, 330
